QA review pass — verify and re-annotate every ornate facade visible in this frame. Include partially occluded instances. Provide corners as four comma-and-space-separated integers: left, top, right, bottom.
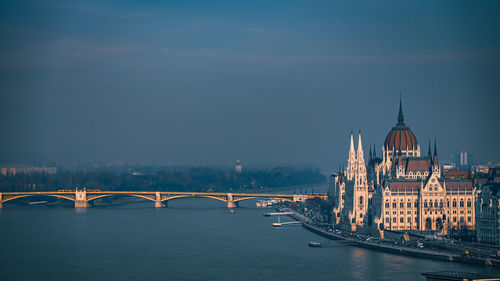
331, 99, 476, 234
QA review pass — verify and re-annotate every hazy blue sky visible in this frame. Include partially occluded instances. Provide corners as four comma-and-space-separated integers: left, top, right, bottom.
1, 0, 499, 169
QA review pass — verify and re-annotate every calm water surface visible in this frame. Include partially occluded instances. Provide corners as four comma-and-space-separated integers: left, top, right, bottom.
1, 198, 499, 281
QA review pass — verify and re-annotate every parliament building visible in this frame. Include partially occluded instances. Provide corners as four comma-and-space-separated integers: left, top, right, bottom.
330, 99, 476, 234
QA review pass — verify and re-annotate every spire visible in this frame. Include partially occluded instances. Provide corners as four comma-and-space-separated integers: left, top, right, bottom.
349, 131, 355, 152
433, 139, 439, 167
427, 139, 432, 158
397, 93, 404, 124
357, 130, 363, 152
373, 144, 377, 158
347, 131, 356, 181
369, 143, 373, 160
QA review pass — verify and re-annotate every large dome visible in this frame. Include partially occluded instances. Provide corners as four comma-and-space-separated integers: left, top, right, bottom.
384, 123, 418, 151
384, 99, 419, 152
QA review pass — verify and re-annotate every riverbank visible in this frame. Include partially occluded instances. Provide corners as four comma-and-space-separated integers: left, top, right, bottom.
282, 208, 500, 268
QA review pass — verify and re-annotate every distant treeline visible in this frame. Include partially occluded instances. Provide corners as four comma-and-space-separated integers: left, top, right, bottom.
0, 167, 325, 192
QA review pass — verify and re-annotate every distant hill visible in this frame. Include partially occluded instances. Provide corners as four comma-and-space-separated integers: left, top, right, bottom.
0, 167, 326, 192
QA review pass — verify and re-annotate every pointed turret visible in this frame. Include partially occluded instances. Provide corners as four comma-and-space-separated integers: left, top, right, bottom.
346, 131, 356, 181
355, 131, 367, 187
357, 131, 365, 170
397, 93, 404, 124
431, 139, 441, 177
369, 143, 373, 160
427, 139, 432, 158
433, 139, 439, 166
349, 131, 355, 152
357, 130, 363, 154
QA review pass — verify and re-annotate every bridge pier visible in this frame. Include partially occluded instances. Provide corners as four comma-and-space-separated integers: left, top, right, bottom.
0, 192, 2, 208
75, 190, 88, 208
227, 193, 237, 208
155, 192, 165, 208
293, 194, 308, 203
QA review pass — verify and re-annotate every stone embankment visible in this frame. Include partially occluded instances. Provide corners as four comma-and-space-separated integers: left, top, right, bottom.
281, 208, 500, 268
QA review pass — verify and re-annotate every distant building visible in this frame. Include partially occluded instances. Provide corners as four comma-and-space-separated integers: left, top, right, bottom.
475, 164, 490, 174
453, 152, 474, 170
0, 163, 57, 176
235, 159, 242, 173
476, 167, 500, 245
443, 163, 456, 171
443, 169, 470, 180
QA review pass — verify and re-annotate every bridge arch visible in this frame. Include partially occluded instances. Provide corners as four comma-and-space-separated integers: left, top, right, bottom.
1, 194, 75, 204
85, 194, 156, 203
161, 195, 228, 203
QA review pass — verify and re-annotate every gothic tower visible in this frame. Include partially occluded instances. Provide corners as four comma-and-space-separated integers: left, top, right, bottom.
346, 131, 356, 181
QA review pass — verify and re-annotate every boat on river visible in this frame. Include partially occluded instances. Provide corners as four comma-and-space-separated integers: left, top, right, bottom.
29, 201, 48, 205
309, 242, 322, 247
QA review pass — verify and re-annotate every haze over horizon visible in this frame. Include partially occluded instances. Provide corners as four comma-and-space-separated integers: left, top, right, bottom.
1, 0, 499, 169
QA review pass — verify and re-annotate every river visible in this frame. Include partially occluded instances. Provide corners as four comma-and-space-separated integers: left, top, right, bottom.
1, 194, 499, 280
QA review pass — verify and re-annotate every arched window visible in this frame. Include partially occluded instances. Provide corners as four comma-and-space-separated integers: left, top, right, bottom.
429, 201, 433, 208
453, 200, 457, 208
460, 200, 464, 208
467, 200, 471, 208
424, 200, 428, 208
440, 200, 443, 208
360, 196, 364, 205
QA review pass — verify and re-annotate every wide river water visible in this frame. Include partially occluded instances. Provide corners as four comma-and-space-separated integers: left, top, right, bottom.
1, 195, 500, 280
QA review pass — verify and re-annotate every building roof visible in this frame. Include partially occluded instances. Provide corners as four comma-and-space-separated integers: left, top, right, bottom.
386, 180, 421, 192
405, 158, 431, 173
443, 170, 470, 179
441, 179, 474, 191
384, 178, 474, 193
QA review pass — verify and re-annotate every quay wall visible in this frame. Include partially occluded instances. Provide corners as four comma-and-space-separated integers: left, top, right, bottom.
286, 206, 500, 268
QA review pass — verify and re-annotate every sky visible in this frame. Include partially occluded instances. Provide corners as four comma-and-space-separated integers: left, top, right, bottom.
0, 0, 499, 169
